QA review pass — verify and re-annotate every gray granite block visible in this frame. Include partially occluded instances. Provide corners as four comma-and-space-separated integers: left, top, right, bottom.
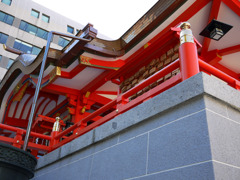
93, 135, 119, 153
89, 134, 148, 180
148, 110, 211, 174
36, 148, 60, 169
94, 73, 207, 144
34, 156, 92, 180
119, 96, 206, 142
206, 110, 240, 167
202, 73, 240, 110
213, 161, 240, 180
69, 130, 94, 154
131, 161, 214, 180
204, 95, 228, 117
227, 105, 240, 124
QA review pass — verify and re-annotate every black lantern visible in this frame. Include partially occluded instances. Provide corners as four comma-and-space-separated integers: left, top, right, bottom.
199, 19, 233, 41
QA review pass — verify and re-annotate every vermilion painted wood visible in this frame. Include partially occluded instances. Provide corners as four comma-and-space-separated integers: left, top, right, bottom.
179, 42, 200, 80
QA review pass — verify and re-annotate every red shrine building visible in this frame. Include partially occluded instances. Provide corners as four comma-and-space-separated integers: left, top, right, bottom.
0, 0, 240, 179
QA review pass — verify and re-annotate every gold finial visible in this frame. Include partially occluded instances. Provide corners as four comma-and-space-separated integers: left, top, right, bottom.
180, 22, 191, 30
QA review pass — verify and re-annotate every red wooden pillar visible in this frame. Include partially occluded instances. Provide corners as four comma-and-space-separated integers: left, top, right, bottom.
179, 22, 200, 80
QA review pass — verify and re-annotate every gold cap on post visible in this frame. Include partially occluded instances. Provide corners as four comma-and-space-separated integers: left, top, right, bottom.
179, 22, 194, 44
180, 22, 191, 30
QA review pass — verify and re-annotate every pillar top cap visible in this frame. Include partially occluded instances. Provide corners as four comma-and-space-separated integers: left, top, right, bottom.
180, 22, 191, 30
55, 117, 60, 121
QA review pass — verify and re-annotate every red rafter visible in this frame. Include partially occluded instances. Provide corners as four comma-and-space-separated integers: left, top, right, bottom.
45, 99, 68, 117
5, 117, 28, 128
43, 84, 80, 96
111, 0, 211, 80
12, 101, 20, 118
90, 93, 112, 105
219, 45, 240, 56
61, 65, 86, 79
34, 97, 48, 118
40, 99, 51, 115
213, 63, 240, 79
19, 95, 32, 120
201, 0, 222, 56
80, 70, 112, 94
222, 0, 240, 17
95, 91, 118, 95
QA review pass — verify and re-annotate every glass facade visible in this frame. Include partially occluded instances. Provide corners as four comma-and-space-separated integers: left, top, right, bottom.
1, 0, 11, 5
0, 32, 8, 44
0, 11, 14, 25
13, 39, 41, 55
67, 26, 74, 34
31, 9, 39, 18
19, 21, 48, 39
58, 37, 70, 48
42, 14, 50, 23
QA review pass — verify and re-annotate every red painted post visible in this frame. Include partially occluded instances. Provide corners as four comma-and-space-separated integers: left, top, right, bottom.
50, 117, 60, 148
13, 129, 24, 148
179, 22, 199, 80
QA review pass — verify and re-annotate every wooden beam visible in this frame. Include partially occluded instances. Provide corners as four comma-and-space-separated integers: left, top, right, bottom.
201, 0, 222, 56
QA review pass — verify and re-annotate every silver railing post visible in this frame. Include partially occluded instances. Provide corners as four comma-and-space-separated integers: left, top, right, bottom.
23, 32, 53, 151
22, 30, 91, 151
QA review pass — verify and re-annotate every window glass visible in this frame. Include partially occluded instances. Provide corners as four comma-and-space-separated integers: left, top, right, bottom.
0, 12, 4, 22
31, 9, 39, 18
42, 14, 50, 23
19, 20, 27, 30
13, 39, 41, 55
26, 24, 37, 35
0, 32, 8, 44
19, 20, 48, 40
5, 14, 14, 25
0, 55, 2, 63
20, 41, 32, 53
6, 59, 14, 69
67, 26, 74, 34
32, 46, 41, 55
1, 0, 12, 5
20, 21, 37, 35
58, 37, 70, 47
36, 28, 48, 40
0, 11, 14, 25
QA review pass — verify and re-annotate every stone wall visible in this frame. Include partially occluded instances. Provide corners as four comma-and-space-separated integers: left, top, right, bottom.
33, 72, 240, 180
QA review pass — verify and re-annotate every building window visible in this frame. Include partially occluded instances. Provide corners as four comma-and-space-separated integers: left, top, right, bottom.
58, 37, 70, 47
6, 59, 14, 69
36, 28, 48, 39
13, 39, 41, 55
67, 26, 74, 34
0, 11, 14, 25
0, 55, 2, 63
42, 14, 50, 23
19, 21, 37, 35
19, 20, 48, 40
0, 32, 8, 44
31, 9, 39, 18
1, 0, 12, 5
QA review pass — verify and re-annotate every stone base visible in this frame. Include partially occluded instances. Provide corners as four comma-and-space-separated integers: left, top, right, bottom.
33, 73, 240, 180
